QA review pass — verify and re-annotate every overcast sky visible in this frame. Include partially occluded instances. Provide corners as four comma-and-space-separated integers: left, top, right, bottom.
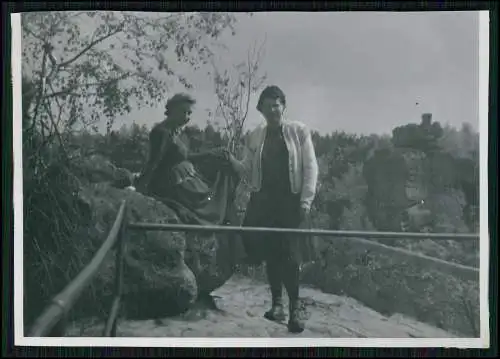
69, 11, 482, 136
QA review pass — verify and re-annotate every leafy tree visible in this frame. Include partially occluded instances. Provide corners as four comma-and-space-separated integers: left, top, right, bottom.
363, 147, 410, 231
312, 132, 377, 230
22, 11, 237, 158
107, 123, 149, 172
21, 10, 241, 327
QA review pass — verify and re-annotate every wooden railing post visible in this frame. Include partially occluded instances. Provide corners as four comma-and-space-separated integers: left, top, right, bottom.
46, 304, 68, 337
28, 201, 480, 338
103, 202, 128, 337
28, 200, 127, 337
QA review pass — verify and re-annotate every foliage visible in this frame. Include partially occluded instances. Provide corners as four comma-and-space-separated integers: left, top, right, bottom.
304, 116, 479, 335
21, 10, 238, 186
24, 113, 480, 334
21, 11, 239, 328
301, 237, 480, 336
22, 11, 237, 132
209, 39, 267, 153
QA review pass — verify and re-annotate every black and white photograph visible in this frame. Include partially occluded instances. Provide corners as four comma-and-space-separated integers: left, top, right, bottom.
12, 9, 490, 348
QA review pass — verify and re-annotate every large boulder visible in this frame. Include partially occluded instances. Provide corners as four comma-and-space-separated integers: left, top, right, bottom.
77, 183, 198, 320
26, 151, 242, 328
363, 146, 472, 234
72, 154, 134, 189
184, 230, 241, 297
81, 182, 243, 317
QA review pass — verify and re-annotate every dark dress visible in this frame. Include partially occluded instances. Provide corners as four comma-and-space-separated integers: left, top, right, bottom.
141, 122, 239, 226
241, 125, 318, 265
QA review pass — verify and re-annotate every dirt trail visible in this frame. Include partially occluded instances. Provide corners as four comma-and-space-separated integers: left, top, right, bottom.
67, 275, 456, 338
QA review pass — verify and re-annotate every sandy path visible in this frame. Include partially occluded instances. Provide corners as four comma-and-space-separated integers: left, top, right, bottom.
67, 275, 456, 338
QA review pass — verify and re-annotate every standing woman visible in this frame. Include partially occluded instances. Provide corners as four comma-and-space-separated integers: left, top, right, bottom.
228, 85, 319, 333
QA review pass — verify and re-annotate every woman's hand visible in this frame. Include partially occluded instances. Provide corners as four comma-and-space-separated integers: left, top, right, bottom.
299, 206, 311, 227
225, 151, 240, 169
209, 147, 241, 174
134, 173, 148, 193
212, 147, 232, 161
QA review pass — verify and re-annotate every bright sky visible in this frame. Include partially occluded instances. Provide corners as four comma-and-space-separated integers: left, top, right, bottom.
27, 11, 481, 136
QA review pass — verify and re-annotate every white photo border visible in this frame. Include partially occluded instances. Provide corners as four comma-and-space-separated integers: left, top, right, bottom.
11, 10, 491, 348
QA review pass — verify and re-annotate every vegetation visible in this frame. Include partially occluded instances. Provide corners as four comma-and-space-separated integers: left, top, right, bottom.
21, 10, 239, 328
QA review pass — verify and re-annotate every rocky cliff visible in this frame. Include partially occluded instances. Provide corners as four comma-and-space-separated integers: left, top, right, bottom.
26, 154, 242, 327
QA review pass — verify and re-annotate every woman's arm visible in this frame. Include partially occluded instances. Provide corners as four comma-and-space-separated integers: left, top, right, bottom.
299, 125, 319, 212
229, 136, 254, 180
137, 126, 172, 190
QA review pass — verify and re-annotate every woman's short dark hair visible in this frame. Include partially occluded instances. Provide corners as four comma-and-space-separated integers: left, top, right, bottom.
165, 93, 196, 115
256, 85, 286, 112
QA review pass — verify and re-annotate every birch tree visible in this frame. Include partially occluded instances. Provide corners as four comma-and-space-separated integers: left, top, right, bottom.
210, 38, 267, 154
21, 11, 237, 164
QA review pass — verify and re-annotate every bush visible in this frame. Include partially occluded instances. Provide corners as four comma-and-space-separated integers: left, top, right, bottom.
300, 237, 479, 336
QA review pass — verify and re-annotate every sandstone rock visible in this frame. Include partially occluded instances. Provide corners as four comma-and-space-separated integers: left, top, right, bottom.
184, 230, 241, 297
364, 146, 472, 234
31, 152, 242, 322
72, 154, 134, 188
78, 183, 198, 319
83, 179, 244, 314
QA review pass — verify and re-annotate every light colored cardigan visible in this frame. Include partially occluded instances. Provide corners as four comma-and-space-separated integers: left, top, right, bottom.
234, 119, 319, 210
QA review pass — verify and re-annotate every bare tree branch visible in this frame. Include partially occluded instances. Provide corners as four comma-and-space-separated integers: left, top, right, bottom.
211, 37, 266, 153
47, 81, 65, 129
57, 25, 125, 68
42, 99, 69, 162
22, 24, 46, 42
30, 51, 49, 126
43, 72, 132, 99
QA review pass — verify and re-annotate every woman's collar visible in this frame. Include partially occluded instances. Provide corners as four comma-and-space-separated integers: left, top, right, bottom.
265, 117, 288, 129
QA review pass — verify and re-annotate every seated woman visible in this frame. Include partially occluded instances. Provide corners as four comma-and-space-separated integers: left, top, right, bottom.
135, 93, 240, 227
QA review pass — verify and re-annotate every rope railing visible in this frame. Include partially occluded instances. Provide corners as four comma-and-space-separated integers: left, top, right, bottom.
27, 200, 480, 337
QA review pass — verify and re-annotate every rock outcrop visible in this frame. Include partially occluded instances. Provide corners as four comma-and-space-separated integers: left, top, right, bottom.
76, 183, 197, 319
184, 230, 242, 297
69, 154, 241, 320
98, 186, 242, 317
363, 126, 471, 234
72, 154, 135, 188
333, 114, 480, 336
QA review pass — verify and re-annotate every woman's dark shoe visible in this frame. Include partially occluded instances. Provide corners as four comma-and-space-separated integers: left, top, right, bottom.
288, 301, 306, 333
264, 303, 286, 322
